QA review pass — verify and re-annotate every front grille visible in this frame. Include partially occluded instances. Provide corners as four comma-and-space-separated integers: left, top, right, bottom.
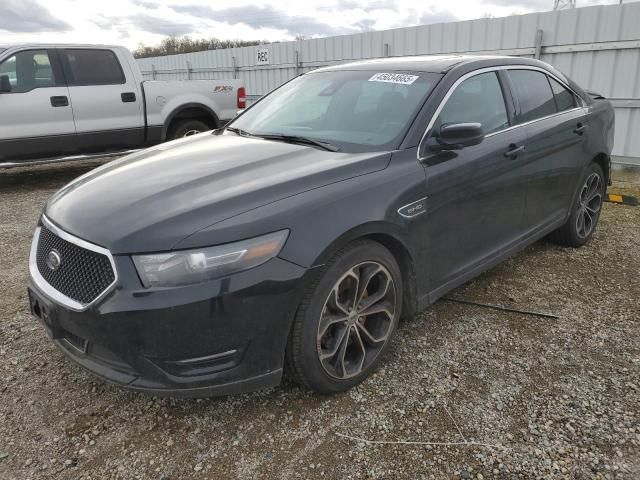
36, 225, 115, 305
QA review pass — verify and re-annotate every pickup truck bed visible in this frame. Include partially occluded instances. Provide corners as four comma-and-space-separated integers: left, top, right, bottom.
0, 44, 245, 166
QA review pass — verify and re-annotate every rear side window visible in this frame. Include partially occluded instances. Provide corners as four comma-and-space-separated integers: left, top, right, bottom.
549, 77, 576, 112
63, 49, 125, 86
0, 50, 56, 93
436, 72, 509, 135
508, 70, 556, 123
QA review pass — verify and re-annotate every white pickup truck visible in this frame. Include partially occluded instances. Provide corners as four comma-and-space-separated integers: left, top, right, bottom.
0, 44, 246, 167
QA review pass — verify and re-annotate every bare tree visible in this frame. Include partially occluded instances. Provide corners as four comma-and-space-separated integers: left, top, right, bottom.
133, 36, 270, 58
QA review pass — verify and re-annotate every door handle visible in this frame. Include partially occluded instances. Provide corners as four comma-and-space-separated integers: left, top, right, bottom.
504, 144, 525, 158
121, 92, 137, 103
574, 123, 587, 135
50, 96, 69, 107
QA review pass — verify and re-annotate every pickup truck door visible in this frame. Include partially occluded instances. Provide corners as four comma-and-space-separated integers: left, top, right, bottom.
58, 48, 144, 153
0, 49, 76, 163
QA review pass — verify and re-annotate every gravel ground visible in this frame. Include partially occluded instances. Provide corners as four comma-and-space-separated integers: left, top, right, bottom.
0, 160, 638, 480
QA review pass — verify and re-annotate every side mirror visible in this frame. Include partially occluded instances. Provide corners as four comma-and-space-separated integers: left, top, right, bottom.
0, 75, 11, 93
432, 122, 484, 150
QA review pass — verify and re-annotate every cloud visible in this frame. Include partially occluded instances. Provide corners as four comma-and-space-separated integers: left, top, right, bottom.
90, 13, 193, 37
418, 8, 459, 25
126, 14, 195, 36
170, 4, 358, 37
482, 0, 552, 11
319, 0, 399, 13
131, 0, 160, 8
353, 18, 377, 31
0, 0, 70, 33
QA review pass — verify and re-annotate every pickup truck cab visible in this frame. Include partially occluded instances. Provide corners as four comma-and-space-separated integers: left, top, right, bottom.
0, 44, 245, 166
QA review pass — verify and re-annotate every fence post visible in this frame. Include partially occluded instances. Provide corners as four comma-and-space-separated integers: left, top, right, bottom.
295, 50, 301, 75
384, 43, 390, 57
232, 56, 239, 79
187, 60, 192, 80
534, 29, 543, 59
151, 64, 157, 80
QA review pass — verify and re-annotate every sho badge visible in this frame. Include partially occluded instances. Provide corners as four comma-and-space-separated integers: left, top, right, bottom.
398, 197, 428, 218
46, 250, 62, 271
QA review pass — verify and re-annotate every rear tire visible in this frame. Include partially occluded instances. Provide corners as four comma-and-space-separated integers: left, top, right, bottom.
549, 162, 605, 247
286, 240, 402, 394
167, 119, 210, 140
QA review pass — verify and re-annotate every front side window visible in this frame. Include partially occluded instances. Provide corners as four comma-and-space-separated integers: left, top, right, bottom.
229, 70, 441, 153
434, 71, 509, 135
0, 50, 56, 93
549, 77, 577, 112
63, 49, 125, 86
508, 70, 557, 123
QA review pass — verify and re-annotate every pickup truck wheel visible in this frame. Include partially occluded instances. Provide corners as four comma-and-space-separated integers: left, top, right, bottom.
286, 240, 402, 394
168, 119, 210, 140
549, 162, 605, 247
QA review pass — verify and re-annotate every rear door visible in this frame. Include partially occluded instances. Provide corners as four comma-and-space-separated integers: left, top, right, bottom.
0, 49, 76, 162
506, 69, 588, 229
420, 70, 529, 294
59, 48, 144, 153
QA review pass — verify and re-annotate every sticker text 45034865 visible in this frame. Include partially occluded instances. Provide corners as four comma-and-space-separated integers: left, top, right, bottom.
368, 72, 419, 85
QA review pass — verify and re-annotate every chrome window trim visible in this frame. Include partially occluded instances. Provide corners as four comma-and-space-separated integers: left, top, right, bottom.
418, 64, 586, 160
29, 215, 118, 312
484, 106, 584, 138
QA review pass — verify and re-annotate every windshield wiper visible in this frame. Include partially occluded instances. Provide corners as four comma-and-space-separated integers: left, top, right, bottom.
225, 126, 254, 137
255, 134, 340, 152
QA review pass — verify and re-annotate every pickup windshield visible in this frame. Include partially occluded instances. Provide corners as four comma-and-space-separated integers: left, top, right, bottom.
228, 70, 441, 153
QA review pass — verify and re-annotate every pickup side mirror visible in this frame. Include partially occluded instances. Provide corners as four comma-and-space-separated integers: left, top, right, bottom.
432, 122, 484, 151
0, 75, 11, 93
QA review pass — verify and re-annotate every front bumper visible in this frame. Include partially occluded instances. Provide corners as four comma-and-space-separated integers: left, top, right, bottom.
28, 255, 307, 397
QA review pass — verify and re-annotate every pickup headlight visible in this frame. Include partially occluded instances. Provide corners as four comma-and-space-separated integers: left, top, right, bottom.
132, 230, 289, 288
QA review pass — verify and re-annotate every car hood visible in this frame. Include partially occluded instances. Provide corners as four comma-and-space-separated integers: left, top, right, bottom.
45, 133, 391, 254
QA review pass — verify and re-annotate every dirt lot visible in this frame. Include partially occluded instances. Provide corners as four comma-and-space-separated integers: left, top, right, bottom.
0, 161, 638, 480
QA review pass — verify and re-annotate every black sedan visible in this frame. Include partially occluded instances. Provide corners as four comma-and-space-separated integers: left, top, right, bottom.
28, 55, 615, 396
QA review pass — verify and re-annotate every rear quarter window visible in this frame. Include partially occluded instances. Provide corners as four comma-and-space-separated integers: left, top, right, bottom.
63, 49, 125, 86
508, 70, 557, 123
549, 77, 577, 112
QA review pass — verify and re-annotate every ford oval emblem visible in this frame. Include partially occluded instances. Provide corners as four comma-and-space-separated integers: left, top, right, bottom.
46, 250, 62, 271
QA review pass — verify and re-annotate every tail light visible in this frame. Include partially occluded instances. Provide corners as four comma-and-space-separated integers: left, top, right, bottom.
237, 87, 246, 109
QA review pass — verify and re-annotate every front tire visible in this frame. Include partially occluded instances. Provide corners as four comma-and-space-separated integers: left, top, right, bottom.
286, 240, 402, 394
167, 119, 210, 140
550, 162, 605, 247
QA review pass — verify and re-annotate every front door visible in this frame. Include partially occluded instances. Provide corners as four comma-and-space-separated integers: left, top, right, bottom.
420, 70, 529, 296
58, 48, 144, 153
0, 49, 76, 163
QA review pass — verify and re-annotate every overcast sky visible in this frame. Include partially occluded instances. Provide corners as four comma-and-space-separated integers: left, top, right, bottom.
0, 0, 630, 49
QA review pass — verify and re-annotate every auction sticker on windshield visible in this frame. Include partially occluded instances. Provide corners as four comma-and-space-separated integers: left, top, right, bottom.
368, 72, 419, 84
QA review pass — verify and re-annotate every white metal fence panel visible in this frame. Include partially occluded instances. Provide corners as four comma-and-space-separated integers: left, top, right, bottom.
136, 2, 640, 160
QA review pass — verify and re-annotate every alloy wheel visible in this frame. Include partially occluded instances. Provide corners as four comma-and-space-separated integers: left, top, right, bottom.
575, 172, 603, 239
183, 129, 202, 137
316, 261, 397, 379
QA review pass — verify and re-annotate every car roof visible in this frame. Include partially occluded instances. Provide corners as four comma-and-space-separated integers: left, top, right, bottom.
314, 55, 543, 74
0, 43, 123, 51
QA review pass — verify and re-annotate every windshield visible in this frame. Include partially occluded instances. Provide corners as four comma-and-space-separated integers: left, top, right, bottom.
229, 70, 441, 152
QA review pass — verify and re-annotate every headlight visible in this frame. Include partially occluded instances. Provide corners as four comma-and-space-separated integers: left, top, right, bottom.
132, 230, 289, 288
